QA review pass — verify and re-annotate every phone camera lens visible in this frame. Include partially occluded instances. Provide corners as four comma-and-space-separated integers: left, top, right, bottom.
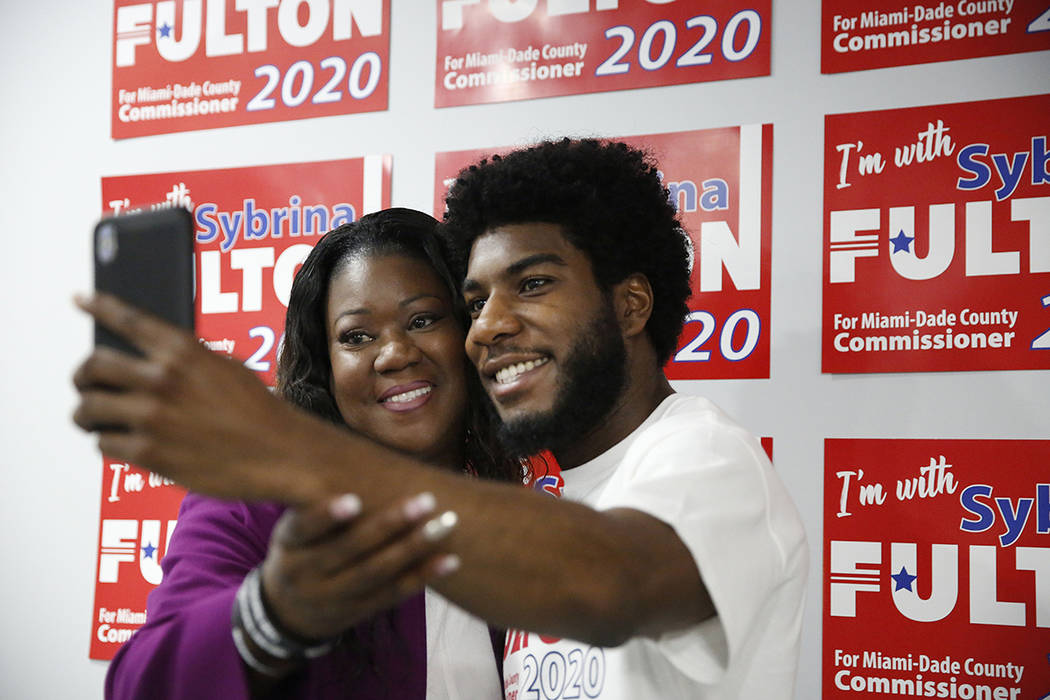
97, 223, 118, 264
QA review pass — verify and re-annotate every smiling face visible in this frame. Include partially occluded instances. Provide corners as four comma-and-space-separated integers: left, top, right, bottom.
462, 223, 628, 459
326, 253, 469, 467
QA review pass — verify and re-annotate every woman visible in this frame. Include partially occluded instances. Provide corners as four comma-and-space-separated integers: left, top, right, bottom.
105, 208, 520, 699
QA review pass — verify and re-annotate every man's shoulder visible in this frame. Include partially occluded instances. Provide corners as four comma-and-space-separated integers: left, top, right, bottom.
614, 394, 775, 489
641, 394, 759, 451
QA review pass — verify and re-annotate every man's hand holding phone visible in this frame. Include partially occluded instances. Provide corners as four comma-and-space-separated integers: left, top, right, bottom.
93, 207, 194, 355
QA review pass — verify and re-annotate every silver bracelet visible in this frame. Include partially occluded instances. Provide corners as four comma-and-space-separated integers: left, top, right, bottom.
232, 567, 336, 664
231, 626, 286, 678
234, 570, 291, 660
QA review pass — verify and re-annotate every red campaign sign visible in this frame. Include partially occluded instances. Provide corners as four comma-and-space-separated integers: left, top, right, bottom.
101, 156, 390, 385
822, 94, 1050, 374
821, 0, 1050, 73
91, 156, 389, 660
435, 0, 770, 108
434, 126, 773, 380
823, 439, 1050, 699
760, 436, 773, 461
111, 0, 389, 139
90, 462, 185, 660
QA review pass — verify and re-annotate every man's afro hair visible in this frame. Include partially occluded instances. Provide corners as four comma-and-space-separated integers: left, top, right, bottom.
442, 138, 692, 365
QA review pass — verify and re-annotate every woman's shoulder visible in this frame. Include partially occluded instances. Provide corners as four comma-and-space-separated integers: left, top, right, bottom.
176, 492, 286, 542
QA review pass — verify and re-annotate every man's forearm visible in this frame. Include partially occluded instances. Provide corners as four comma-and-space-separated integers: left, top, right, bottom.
287, 419, 713, 646
73, 293, 711, 646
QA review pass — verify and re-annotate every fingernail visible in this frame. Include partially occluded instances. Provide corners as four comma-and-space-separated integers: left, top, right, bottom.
422, 510, 458, 542
403, 492, 436, 520
434, 554, 461, 576
329, 494, 361, 519
74, 292, 91, 307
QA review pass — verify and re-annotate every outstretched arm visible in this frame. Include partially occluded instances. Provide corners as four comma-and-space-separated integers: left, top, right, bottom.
74, 293, 713, 647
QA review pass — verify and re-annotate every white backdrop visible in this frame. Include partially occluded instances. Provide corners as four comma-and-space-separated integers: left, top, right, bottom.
0, 2, 1046, 697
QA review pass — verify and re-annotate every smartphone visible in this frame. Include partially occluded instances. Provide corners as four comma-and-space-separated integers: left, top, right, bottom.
93, 207, 195, 355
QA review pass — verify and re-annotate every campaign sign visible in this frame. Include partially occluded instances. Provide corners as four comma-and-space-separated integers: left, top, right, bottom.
435, 126, 773, 380
821, 0, 1050, 73
112, 0, 389, 138
90, 463, 185, 660
101, 156, 390, 385
435, 0, 771, 108
91, 156, 389, 659
823, 439, 1050, 699
823, 94, 1050, 374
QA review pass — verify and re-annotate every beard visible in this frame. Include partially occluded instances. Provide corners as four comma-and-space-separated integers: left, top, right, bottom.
492, 302, 628, 459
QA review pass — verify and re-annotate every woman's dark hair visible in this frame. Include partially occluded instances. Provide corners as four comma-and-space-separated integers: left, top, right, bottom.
442, 138, 692, 365
276, 207, 520, 484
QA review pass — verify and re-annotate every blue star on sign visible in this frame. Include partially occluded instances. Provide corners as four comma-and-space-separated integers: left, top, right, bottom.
142, 542, 157, 559
891, 565, 917, 592
158, 22, 172, 38
890, 229, 914, 253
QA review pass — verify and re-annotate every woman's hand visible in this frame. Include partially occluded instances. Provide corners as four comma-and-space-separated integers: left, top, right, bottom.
260, 492, 460, 641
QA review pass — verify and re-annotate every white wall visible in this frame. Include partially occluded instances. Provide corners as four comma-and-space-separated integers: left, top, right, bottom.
1, 2, 1046, 697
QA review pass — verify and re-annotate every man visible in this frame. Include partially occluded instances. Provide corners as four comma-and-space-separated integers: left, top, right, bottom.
75, 139, 806, 698
441, 139, 807, 698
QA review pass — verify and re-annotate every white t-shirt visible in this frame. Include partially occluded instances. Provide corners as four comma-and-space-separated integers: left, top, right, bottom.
501, 394, 808, 700
425, 588, 503, 699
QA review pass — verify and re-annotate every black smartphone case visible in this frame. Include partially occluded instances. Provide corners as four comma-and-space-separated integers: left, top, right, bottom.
93, 207, 195, 356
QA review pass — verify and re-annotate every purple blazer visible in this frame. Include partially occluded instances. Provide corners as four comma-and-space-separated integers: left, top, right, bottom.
105, 493, 431, 699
